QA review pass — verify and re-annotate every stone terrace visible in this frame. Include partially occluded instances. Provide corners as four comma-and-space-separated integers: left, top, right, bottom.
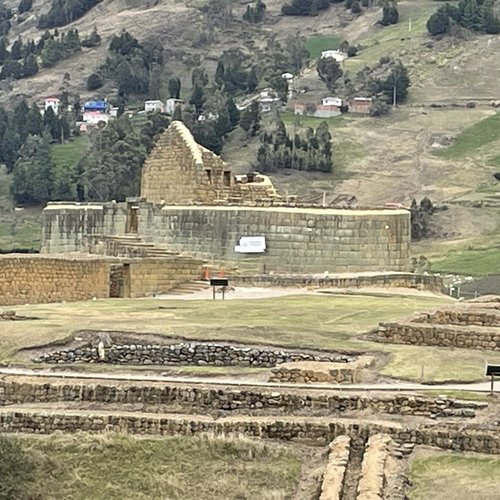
373, 296, 500, 351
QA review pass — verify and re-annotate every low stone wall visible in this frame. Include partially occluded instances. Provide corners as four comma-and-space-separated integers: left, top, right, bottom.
320, 436, 351, 500
1, 409, 500, 454
268, 357, 373, 384
357, 434, 392, 500
375, 322, 500, 351
0, 255, 110, 306
413, 308, 500, 327
0, 379, 486, 418
34, 342, 351, 367
232, 273, 444, 293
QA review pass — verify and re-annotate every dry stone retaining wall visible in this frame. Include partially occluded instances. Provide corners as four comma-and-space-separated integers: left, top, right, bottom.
269, 357, 373, 384
0, 255, 110, 306
34, 342, 351, 367
0, 379, 485, 418
0, 409, 499, 455
413, 308, 500, 327
376, 322, 500, 351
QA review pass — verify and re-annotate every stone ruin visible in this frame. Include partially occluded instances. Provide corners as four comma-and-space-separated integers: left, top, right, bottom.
373, 295, 500, 351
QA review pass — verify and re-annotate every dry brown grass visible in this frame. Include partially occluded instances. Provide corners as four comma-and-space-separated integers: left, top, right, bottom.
3, 293, 500, 382
7, 432, 302, 500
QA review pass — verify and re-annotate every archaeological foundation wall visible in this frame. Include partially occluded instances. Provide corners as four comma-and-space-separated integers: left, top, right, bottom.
0, 408, 499, 455
0, 255, 110, 306
137, 205, 411, 274
0, 379, 485, 418
41, 202, 126, 254
375, 322, 500, 351
34, 342, 351, 366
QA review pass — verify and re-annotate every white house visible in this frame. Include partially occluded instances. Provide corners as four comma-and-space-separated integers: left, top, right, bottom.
144, 100, 165, 113
165, 98, 184, 115
322, 97, 343, 107
44, 97, 60, 115
258, 89, 281, 113
82, 111, 109, 125
320, 50, 347, 62
281, 72, 294, 81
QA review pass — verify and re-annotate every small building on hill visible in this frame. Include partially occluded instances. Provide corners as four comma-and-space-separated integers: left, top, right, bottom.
320, 50, 347, 62
83, 100, 108, 113
322, 97, 342, 107
144, 100, 165, 113
294, 103, 341, 118
350, 97, 372, 114
165, 98, 184, 115
44, 97, 60, 115
82, 111, 110, 125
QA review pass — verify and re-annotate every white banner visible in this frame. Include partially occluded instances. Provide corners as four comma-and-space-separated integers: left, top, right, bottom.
234, 236, 266, 254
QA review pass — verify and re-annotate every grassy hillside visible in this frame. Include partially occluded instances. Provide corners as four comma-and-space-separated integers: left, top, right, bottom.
410, 452, 500, 500
437, 112, 500, 160
6, 433, 301, 500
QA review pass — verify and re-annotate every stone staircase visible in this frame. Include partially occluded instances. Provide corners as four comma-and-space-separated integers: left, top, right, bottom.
83, 234, 182, 258
160, 280, 211, 295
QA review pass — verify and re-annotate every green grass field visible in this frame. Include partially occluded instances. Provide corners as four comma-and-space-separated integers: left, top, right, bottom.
305, 35, 342, 60
410, 453, 500, 500
50, 135, 89, 171
431, 245, 500, 276
436, 112, 500, 159
5, 433, 300, 500
5, 293, 500, 383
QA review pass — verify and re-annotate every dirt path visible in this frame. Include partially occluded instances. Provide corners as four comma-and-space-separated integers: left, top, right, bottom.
156, 286, 448, 301
0, 367, 496, 393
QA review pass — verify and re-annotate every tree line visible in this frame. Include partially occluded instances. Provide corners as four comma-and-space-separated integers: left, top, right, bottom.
281, 0, 399, 25
257, 119, 333, 173
427, 0, 500, 35
37, 0, 101, 29
0, 27, 100, 81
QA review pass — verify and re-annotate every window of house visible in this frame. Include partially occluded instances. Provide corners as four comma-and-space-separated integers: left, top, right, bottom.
223, 171, 231, 187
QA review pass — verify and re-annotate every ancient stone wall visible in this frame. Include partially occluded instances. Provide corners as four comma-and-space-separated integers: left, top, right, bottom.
269, 357, 373, 384
0, 409, 499, 454
41, 201, 412, 275
35, 342, 351, 366
138, 205, 411, 273
376, 322, 500, 351
413, 308, 500, 327
0, 255, 110, 306
41, 202, 126, 254
141, 121, 277, 204
0, 379, 485, 418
